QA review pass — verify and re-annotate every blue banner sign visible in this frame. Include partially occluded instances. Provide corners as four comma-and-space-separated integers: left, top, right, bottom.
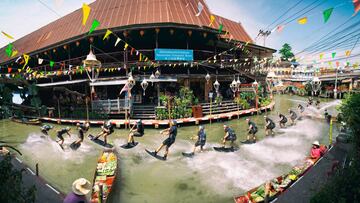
154, 48, 193, 61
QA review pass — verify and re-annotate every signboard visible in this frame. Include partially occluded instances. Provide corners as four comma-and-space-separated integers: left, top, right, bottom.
154, 48, 193, 61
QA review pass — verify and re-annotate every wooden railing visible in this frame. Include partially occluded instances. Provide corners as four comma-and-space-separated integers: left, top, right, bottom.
92, 98, 133, 115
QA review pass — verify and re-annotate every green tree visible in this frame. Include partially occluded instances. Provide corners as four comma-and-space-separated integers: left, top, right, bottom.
311, 94, 360, 203
279, 43, 296, 62
0, 155, 36, 203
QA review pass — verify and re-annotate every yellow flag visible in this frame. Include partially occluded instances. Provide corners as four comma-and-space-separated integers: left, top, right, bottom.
319, 53, 324, 60
103, 29, 112, 40
345, 50, 351, 56
209, 15, 215, 26
1, 31, 14, 39
124, 43, 128, 50
298, 17, 308, 25
11, 50, 18, 57
82, 3, 91, 26
23, 54, 30, 69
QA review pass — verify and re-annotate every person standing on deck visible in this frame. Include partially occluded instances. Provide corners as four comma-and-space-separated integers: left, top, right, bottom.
74, 122, 90, 145
56, 127, 71, 147
126, 119, 144, 147
264, 116, 275, 136
278, 112, 288, 128
151, 120, 177, 160
222, 124, 237, 148
289, 109, 298, 125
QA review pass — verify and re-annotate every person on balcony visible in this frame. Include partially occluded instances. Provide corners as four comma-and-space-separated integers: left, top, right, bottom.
222, 125, 237, 148
289, 109, 298, 125
40, 124, 53, 135
264, 116, 275, 136
151, 120, 177, 160
93, 121, 114, 145
56, 127, 71, 147
278, 112, 288, 128
242, 118, 258, 144
74, 122, 90, 145
126, 119, 144, 147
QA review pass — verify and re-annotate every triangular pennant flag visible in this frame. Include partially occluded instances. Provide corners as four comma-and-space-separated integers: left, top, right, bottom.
124, 43, 129, 50
195, 2, 204, 17
297, 17, 308, 24
38, 58, 44, 64
115, 37, 121, 46
50, 60, 55, 68
23, 54, 30, 69
332, 52, 336, 58
1, 31, 14, 39
5, 43, 13, 57
277, 25, 284, 33
103, 29, 112, 40
209, 15, 215, 27
8, 67, 12, 73
353, 0, 360, 15
320, 53, 324, 60
218, 24, 223, 33
345, 50, 351, 56
88, 19, 100, 35
139, 53, 142, 61
136, 51, 139, 55
130, 48, 135, 55
11, 50, 18, 57
323, 8, 333, 23
82, 3, 91, 26
336, 61, 340, 67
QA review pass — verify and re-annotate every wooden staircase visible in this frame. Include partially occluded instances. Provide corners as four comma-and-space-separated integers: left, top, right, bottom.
132, 104, 156, 119
201, 100, 242, 115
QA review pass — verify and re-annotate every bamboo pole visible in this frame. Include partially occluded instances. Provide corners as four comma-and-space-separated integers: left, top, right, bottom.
329, 118, 333, 146
57, 99, 61, 124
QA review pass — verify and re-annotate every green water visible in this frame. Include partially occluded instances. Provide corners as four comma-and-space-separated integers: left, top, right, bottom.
0, 95, 340, 203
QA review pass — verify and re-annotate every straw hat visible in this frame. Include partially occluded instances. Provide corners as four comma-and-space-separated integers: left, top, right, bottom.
72, 178, 91, 195
312, 141, 320, 146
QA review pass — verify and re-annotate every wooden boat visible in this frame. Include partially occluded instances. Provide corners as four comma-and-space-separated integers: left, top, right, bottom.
234, 147, 327, 203
10, 117, 42, 125
90, 149, 117, 203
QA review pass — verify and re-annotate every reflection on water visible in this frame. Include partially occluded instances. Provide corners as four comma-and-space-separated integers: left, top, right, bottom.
0, 95, 340, 203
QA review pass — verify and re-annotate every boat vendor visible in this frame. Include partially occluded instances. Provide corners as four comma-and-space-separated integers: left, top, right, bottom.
40, 124, 53, 135
56, 127, 71, 146
289, 109, 298, 125
151, 120, 177, 160
278, 112, 288, 128
74, 122, 90, 145
92, 121, 114, 145
264, 116, 276, 137
243, 118, 258, 144
189, 125, 207, 156
222, 124, 237, 147
64, 178, 91, 203
310, 141, 327, 161
126, 119, 144, 147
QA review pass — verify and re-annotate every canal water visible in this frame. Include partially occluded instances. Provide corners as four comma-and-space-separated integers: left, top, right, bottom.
0, 95, 340, 203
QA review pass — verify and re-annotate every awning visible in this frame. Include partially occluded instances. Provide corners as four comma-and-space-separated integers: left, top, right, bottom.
36, 79, 88, 87
148, 77, 177, 82
90, 79, 127, 86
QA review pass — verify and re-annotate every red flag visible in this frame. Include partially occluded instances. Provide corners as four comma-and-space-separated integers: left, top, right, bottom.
277, 25, 284, 33
336, 61, 340, 67
8, 67, 12, 73
354, 0, 360, 15
130, 48, 135, 55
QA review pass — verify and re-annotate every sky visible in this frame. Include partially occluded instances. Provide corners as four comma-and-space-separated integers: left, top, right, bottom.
0, 0, 359, 66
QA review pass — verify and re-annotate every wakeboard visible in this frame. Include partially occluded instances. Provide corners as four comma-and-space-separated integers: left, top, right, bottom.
120, 142, 139, 149
88, 134, 113, 148
213, 146, 238, 152
70, 141, 81, 150
240, 140, 256, 145
145, 149, 166, 161
182, 152, 194, 158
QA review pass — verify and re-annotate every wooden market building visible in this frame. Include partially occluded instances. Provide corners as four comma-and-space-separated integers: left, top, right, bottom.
0, 0, 276, 120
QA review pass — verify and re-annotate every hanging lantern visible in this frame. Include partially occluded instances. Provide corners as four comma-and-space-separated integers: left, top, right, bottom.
141, 78, 149, 96
187, 30, 192, 37
230, 79, 237, 97
236, 76, 241, 91
213, 79, 220, 92
76, 41, 80, 47
205, 73, 211, 84
155, 69, 160, 78
311, 76, 321, 93
127, 73, 135, 90
150, 73, 156, 86
155, 28, 160, 34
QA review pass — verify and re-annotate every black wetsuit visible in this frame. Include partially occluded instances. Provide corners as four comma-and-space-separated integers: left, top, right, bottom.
78, 124, 89, 141
289, 110, 297, 121
103, 123, 114, 135
57, 128, 69, 141
279, 114, 288, 124
195, 129, 206, 147
225, 127, 237, 141
133, 122, 144, 137
298, 105, 305, 113
41, 125, 52, 134
248, 121, 258, 134
163, 126, 177, 147
265, 118, 276, 129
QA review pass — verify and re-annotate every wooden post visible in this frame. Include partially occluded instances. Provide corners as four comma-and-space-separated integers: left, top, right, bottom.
85, 98, 89, 122
329, 118, 333, 146
210, 98, 212, 124
35, 163, 39, 176
57, 99, 61, 124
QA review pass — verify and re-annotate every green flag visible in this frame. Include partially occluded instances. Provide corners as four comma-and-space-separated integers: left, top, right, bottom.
88, 19, 100, 35
218, 24, 223, 33
5, 43, 13, 57
332, 52, 336, 58
323, 8, 333, 23
50, 61, 54, 68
